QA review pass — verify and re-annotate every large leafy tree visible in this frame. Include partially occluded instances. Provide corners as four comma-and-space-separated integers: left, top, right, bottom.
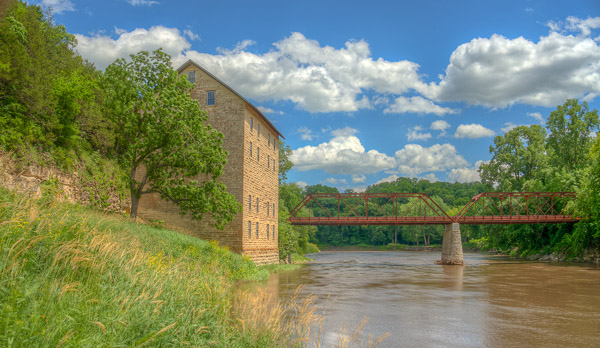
102, 49, 240, 228
546, 99, 599, 171
479, 125, 547, 191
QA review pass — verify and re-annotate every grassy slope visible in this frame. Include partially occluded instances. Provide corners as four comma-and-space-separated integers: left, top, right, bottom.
0, 188, 303, 347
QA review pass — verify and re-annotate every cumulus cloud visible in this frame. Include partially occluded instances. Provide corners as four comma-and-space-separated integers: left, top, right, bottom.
527, 112, 545, 124
290, 130, 396, 175
331, 126, 358, 137
183, 29, 200, 41
430, 120, 451, 137
297, 127, 314, 141
384, 96, 456, 115
323, 177, 348, 185
74, 18, 600, 112
179, 33, 434, 112
501, 122, 519, 133
41, 0, 74, 14
75, 26, 191, 70
352, 174, 366, 183
257, 106, 284, 115
430, 19, 600, 107
447, 160, 486, 183
454, 123, 495, 139
406, 126, 432, 141
394, 143, 469, 177
127, 0, 159, 6
376, 174, 399, 185
420, 173, 439, 183
295, 181, 308, 190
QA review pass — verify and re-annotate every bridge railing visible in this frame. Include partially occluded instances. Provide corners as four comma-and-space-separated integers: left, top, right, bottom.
453, 192, 578, 224
288, 192, 452, 225
288, 192, 580, 225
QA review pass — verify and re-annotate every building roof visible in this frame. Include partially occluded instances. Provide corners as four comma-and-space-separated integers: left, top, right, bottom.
177, 59, 284, 139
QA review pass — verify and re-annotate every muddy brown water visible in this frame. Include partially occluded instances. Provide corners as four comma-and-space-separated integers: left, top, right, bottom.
256, 251, 600, 347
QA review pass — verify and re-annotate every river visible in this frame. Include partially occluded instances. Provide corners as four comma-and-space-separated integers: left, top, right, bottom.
257, 251, 600, 347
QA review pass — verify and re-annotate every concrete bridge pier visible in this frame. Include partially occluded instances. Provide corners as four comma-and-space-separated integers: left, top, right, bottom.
440, 223, 464, 265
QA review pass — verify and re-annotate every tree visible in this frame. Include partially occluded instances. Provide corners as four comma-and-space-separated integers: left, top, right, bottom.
278, 140, 293, 184
547, 99, 599, 171
102, 49, 240, 228
479, 125, 547, 191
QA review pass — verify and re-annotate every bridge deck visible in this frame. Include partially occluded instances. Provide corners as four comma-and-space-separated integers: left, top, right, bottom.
287, 192, 579, 226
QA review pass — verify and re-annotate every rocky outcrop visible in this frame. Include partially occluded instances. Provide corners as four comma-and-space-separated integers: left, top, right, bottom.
0, 151, 127, 212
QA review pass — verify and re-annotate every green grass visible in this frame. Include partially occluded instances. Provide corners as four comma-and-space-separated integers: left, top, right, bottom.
0, 188, 317, 347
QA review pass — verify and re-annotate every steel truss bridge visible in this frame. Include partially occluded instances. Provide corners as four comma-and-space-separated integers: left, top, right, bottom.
288, 192, 579, 226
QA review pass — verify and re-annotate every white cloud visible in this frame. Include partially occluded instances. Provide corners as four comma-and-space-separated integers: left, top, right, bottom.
406, 126, 432, 141
350, 186, 367, 193
114, 27, 127, 35
290, 131, 396, 175
447, 160, 486, 183
331, 126, 358, 137
430, 120, 451, 137
352, 174, 366, 183
41, 0, 74, 14
323, 177, 348, 185
74, 26, 191, 70
73, 18, 600, 112
257, 106, 284, 115
384, 96, 456, 115
177, 32, 432, 113
375, 174, 399, 185
563, 16, 600, 38
420, 173, 439, 183
295, 181, 308, 190
127, 0, 159, 6
297, 127, 314, 141
394, 143, 469, 177
183, 29, 200, 41
527, 112, 545, 124
501, 122, 519, 133
430, 21, 600, 108
454, 123, 495, 139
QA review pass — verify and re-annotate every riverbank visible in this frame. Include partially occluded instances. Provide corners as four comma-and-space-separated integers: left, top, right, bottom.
0, 188, 312, 346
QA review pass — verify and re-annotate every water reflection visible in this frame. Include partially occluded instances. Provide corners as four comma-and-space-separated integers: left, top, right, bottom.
255, 252, 600, 347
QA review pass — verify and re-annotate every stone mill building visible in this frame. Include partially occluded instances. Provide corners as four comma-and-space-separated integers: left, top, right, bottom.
137, 60, 283, 264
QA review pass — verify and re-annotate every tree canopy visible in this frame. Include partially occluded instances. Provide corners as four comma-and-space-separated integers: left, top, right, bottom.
102, 49, 240, 228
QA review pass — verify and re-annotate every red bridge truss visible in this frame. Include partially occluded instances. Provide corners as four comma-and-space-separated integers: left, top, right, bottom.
287, 192, 579, 225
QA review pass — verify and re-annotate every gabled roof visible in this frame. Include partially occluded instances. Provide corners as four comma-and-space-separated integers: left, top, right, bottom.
177, 59, 284, 139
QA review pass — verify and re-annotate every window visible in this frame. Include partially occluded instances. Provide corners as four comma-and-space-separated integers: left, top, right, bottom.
268, 133, 271, 147
267, 224, 270, 239
257, 147, 260, 162
187, 70, 195, 83
248, 221, 251, 237
256, 197, 259, 213
250, 117, 253, 132
257, 124, 260, 137
248, 195, 251, 211
267, 155, 270, 168
273, 159, 275, 171
249, 142, 252, 157
255, 222, 259, 238
207, 90, 215, 106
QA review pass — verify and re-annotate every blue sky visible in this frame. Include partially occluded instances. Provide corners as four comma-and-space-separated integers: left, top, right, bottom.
38, 0, 600, 191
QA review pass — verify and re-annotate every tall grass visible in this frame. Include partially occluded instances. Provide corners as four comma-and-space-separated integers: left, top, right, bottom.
0, 188, 317, 346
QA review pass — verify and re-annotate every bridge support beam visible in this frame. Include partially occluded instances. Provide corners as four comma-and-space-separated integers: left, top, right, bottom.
440, 223, 464, 265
